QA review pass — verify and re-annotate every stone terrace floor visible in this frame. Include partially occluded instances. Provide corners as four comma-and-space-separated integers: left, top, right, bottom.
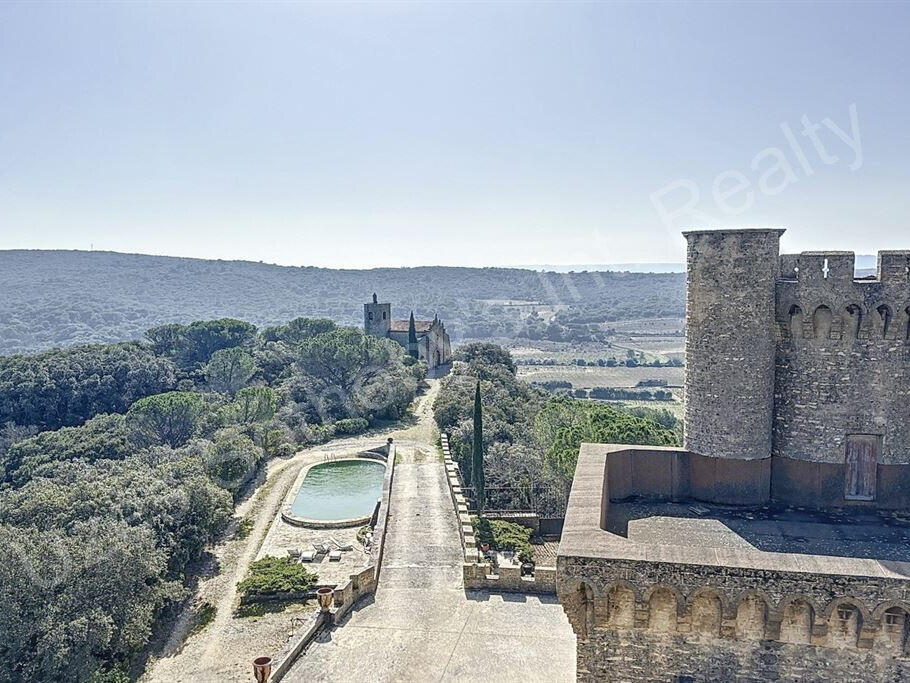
604, 499, 910, 577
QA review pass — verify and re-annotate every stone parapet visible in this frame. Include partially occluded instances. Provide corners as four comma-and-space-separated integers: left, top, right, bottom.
558, 443, 910, 681
440, 433, 556, 594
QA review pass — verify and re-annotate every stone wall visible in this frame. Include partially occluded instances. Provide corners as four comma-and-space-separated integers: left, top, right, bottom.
363, 297, 391, 338
774, 251, 910, 465
558, 554, 910, 682
683, 229, 784, 460
388, 320, 451, 370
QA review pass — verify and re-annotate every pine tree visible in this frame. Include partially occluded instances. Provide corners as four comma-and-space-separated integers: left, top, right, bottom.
472, 380, 485, 514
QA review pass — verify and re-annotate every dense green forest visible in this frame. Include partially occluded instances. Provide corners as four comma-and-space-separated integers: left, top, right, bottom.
0, 316, 423, 682
0, 250, 685, 355
433, 343, 681, 516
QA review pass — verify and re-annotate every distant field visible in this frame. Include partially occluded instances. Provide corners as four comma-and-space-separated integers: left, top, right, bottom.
624, 337, 685, 356
509, 343, 634, 364
518, 365, 685, 389
477, 299, 541, 306
476, 300, 565, 323
505, 336, 682, 365
608, 317, 685, 334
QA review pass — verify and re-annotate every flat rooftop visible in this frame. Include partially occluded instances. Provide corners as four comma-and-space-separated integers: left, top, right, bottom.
559, 445, 910, 581
605, 500, 910, 577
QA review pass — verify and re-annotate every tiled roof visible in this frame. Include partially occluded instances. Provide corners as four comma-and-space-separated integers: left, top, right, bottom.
390, 319, 434, 333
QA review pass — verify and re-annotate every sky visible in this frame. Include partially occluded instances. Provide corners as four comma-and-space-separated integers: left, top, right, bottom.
0, 1, 908, 269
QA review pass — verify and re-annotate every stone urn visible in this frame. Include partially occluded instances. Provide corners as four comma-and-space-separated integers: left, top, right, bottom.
316, 586, 335, 612
252, 656, 272, 683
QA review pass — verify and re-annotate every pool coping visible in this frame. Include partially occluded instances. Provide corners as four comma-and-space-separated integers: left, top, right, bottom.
281, 455, 387, 529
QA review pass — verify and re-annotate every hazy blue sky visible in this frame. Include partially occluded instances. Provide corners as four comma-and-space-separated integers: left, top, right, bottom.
1, 1, 908, 268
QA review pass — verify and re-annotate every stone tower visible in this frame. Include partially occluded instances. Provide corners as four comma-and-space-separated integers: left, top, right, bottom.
683, 228, 784, 460
363, 293, 391, 337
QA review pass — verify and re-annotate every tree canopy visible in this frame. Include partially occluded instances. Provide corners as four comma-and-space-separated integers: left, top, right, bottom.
435, 342, 680, 514
126, 392, 209, 448
0, 343, 177, 431
205, 347, 257, 395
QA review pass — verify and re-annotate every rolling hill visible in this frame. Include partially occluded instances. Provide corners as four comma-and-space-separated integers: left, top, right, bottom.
0, 250, 686, 355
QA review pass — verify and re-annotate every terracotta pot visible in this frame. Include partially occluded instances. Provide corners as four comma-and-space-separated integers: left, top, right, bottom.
316, 586, 335, 612
252, 656, 272, 683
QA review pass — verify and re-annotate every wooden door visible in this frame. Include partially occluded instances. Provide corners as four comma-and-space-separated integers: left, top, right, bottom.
844, 434, 879, 501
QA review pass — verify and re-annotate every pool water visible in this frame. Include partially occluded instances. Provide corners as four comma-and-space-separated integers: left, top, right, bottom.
290, 459, 386, 522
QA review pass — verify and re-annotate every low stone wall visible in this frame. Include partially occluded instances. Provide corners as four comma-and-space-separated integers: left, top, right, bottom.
464, 562, 557, 594
598, 442, 910, 510
440, 433, 555, 594
440, 434, 478, 561
333, 565, 377, 623
270, 610, 329, 683
371, 441, 396, 580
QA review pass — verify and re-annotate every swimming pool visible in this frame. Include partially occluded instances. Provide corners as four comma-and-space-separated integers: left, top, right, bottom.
288, 459, 386, 525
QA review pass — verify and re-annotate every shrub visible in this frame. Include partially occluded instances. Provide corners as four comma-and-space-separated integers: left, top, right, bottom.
237, 556, 318, 600
334, 417, 370, 435
472, 517, 534, 565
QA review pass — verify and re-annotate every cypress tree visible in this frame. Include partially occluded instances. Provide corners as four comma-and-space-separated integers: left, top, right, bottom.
407, 312, 419, 359
472, 380, 485, 514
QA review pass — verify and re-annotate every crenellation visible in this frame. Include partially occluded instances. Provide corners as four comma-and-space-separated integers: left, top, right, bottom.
878, 250, 910, 285
797, 251, 855, 285
779, 253, 800, 280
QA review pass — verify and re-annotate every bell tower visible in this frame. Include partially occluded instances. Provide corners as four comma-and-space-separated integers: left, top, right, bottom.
364, 293, 391, 337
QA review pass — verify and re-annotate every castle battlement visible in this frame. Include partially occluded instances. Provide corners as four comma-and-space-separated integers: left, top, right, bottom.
683, 228, 910, 489
558, 228, 910, 682
779, 250, 910, 286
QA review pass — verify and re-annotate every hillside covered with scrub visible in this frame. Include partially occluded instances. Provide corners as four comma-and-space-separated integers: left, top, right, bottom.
0, 250, 685, 355
0, 315, 423, 682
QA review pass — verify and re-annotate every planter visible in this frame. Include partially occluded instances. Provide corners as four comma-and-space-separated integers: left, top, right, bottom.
316, 586, 335, 612
253, 656, 272, 683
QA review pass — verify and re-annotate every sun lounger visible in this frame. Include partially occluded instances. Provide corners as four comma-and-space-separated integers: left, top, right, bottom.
329, 537, 354, 551
328, 550, 343, 561
300, 550, 316, 562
